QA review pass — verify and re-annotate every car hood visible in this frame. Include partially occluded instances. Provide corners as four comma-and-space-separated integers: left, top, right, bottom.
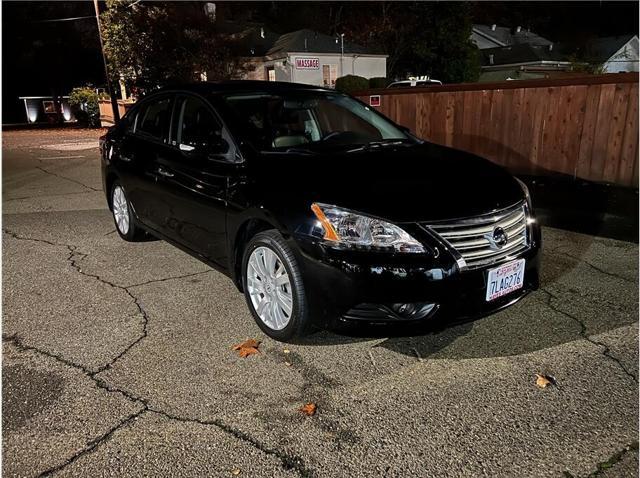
250, 142, 524, 223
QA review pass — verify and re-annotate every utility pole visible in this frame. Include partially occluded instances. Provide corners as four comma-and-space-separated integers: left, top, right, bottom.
339, 33, 345, 77
93, 0, 120, 124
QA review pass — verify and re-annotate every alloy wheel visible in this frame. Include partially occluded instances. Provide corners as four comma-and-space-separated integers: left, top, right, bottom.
246, 246, 293, 330
112, 185, 130, 235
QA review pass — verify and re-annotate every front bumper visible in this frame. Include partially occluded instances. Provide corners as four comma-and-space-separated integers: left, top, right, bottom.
291, 223, 541, 327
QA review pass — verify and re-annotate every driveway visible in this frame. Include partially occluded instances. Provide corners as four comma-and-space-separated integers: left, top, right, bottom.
2, 129, 638, 477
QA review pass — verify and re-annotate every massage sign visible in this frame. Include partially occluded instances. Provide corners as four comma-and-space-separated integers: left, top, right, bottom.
295, 58, 320, 69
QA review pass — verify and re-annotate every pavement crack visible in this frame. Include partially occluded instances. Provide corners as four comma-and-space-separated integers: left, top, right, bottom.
37, 409, 147, 478
4, 190, 95, 202
549, 249, 635, 284
4, 229, 314, 477
4, 335, 314, 477
124, 270, 212, 289
147, 409, 314, 477
3, 228, 149, 375
36, 165, 101, 192
564, 441, 640, 477
540, 288, 638, 383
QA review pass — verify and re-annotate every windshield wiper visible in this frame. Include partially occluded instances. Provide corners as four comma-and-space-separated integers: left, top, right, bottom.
346, 139, 413, 153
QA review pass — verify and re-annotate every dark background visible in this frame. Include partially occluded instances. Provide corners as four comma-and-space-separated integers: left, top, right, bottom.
2, 1, 638, 124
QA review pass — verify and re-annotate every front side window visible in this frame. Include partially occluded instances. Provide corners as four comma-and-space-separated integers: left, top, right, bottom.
136, 97, 172, 140
222, 92, 409, 151
178, 97, 221, 147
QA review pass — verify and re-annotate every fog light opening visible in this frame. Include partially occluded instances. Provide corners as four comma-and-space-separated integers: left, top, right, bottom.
390, 302, 437, 320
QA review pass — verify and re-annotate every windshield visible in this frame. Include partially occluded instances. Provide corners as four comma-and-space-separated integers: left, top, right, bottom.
222, 91, 410, 151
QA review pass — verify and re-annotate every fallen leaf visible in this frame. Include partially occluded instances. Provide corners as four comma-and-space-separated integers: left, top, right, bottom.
232, 339, 260, 358
283, 348, 290, 354
535, 373, 553, 388
284, 361, 292, 367
231, 468, 241, 476
299, 402, 317, 416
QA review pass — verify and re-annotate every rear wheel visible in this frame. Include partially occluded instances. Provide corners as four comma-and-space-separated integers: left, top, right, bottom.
111, 181, 144, 241
242, 230, 310, 341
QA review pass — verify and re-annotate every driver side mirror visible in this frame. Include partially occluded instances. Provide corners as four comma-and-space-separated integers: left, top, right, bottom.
179, 135, 230, 157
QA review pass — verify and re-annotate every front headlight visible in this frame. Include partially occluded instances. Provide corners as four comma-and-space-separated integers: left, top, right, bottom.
310, 203, 425, 253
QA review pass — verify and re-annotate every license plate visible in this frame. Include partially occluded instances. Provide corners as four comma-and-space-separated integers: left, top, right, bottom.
485, 259, 525, 302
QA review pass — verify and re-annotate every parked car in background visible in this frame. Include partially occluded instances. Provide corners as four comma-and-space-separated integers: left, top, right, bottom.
388, 78, 443, 88
100, 81, 540, 341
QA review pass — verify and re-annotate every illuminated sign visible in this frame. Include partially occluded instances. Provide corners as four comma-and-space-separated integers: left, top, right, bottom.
295, 58, 320, 69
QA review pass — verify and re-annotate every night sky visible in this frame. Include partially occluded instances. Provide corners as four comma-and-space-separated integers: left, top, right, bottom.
2, 1, 638, 123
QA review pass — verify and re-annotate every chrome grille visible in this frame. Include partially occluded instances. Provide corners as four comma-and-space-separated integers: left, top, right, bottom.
424, 202, 530, 270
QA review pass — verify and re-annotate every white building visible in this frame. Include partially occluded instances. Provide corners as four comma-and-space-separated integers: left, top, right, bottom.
239, 28, 387, 87
587, 35, 639, 73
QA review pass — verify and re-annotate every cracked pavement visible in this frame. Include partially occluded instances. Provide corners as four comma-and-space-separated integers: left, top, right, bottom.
2, 129, 638, 477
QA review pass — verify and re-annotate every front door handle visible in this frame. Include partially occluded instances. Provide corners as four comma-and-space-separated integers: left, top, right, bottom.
157, 167, 174, 178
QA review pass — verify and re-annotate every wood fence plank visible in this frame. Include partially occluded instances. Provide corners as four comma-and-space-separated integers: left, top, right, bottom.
477, 89, 493, 160
603, 83, 631, 182
432, 93, 448, 145
576, 84, 602, 180
453, 91, 465, 150
617, 82, 639, 186
590, 84, 616, 181
499, 89, 515, 169
461, 90, 477, 154
561, 85, 588, 178
488, 88, 504, 164
540, 87, 562, 174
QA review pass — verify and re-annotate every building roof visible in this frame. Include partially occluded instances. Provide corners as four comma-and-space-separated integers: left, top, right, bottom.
265, 29, 376, 57
480, 43, 569, 67
472, 24, 553, 48
585, 34, 637, 62
223, 23, 281, 57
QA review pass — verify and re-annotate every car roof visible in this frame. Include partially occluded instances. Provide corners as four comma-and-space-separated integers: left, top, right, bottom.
156, 80, 332, 96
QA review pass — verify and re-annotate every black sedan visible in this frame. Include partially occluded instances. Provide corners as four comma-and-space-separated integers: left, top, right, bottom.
100, 81, 541, 341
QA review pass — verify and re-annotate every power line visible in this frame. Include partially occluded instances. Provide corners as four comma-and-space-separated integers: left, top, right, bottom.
31, 15, 96, 24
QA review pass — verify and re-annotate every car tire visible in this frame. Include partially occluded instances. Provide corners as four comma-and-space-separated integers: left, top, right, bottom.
242, 230, 310, 341
111, 181, 144, 242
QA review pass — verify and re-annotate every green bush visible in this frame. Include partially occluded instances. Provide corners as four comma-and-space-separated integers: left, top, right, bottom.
335, 75, 369, 94
69, 86, 101, 128
368, 77, 389, 89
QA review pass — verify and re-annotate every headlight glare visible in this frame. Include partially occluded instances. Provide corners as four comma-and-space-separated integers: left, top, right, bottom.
311, 203, 425, 253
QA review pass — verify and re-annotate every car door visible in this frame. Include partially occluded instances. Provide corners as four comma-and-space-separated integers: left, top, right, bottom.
117, 95, 175, 231
152, 94, 239, 266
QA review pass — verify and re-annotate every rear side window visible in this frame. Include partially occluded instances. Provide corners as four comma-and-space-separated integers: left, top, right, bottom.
178, 97, 221, 147
136, 97, 172, 140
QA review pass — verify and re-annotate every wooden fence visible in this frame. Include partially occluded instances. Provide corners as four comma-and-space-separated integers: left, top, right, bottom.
98, 99, 134, 126
356, 73, 639, 187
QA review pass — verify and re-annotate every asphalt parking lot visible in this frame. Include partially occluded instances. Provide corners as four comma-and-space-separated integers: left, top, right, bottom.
2, 128, 638, 477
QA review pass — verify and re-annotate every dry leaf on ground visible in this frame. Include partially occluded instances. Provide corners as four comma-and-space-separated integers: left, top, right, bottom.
535, 373, 554, 388
299, 402, 317, 416
232, 339, 260, 358
231, 469, 241, 476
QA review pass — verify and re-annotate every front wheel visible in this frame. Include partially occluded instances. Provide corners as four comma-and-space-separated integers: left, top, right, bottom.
111, 181, 144, 242
242, 230, 310, 341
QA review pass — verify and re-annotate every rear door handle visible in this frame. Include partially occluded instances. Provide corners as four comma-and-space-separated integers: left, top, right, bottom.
157, 167, 174, 178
